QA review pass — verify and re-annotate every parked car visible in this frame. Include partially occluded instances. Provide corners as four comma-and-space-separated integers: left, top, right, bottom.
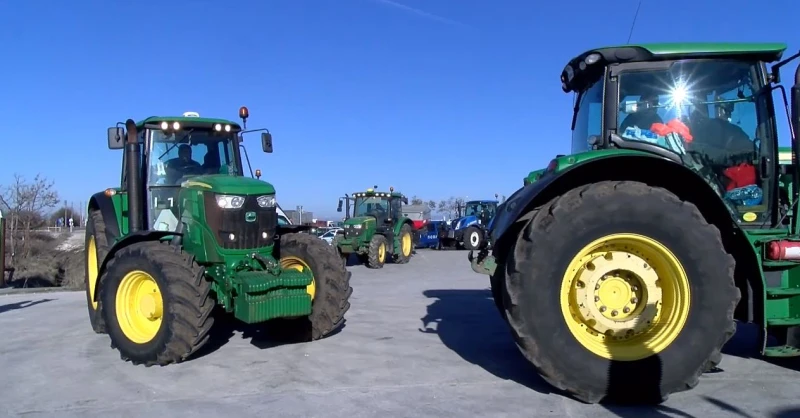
319, 228, 343, 244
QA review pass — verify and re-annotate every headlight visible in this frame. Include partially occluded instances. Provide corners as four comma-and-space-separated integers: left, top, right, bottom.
256, 195, 276, 208
353, 224, 362, 229
216, 195, 245, 209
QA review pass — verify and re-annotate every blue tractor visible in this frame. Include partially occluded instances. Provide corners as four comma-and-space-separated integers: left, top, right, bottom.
441, 197, 499, 250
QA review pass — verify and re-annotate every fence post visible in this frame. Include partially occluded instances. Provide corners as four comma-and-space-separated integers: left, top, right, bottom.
1, 212, 6, 288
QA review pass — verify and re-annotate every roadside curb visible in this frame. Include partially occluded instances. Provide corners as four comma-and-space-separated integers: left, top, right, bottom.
0, 287, 80, 296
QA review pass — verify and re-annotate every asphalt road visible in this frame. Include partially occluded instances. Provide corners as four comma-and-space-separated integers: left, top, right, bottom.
1, 250, 800, 417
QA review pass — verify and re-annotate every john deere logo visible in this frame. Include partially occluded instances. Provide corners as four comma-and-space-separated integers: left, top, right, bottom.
245, 212, 257, 222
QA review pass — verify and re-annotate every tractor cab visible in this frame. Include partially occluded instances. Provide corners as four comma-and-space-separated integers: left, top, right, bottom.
348, 187, 408, 226
563, 43, 792, 227
463, 200, 498, 226
107, 108, 273, 232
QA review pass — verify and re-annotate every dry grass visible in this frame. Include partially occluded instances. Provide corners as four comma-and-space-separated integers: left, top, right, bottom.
4, 232, 85, 290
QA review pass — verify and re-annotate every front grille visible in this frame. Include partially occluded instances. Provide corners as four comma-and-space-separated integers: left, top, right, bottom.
203, 193, 277, 250
344, 224, 363, 239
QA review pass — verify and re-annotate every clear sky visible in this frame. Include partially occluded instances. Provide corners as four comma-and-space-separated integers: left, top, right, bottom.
1, 0, 799, 219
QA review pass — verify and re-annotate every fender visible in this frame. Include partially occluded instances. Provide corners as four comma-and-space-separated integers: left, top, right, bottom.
393, 218, 414, 235
94, 230, 180, 302
88, 192, 121, 244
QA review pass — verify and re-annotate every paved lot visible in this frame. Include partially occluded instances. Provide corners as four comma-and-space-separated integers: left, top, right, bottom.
1, 250, 800, 417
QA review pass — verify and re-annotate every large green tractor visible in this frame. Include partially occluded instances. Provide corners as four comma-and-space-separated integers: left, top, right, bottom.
469, 42, 800, 404
84, 107, 353, 366
332, 187, 414, 269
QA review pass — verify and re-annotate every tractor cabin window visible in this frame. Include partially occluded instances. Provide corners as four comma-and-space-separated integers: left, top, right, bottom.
571, 79, 604, 154
148, 129, 241, 187
616, 60, 773, 222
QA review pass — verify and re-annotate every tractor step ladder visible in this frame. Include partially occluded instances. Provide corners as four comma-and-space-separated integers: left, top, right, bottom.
763, 267, 800, 357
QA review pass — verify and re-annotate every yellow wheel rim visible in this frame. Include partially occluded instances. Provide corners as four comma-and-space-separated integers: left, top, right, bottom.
115, 270, 163, 344
378, 242, 386, 262
559, 233, 690, 361
87, 236, 99, 310
401, 232, 412, 256
280, 256, 315, 301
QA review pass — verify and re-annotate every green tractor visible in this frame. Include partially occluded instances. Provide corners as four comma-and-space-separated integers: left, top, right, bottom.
469, 42, 800, 404
332, 187, 414, 269
84, 107, 353, 366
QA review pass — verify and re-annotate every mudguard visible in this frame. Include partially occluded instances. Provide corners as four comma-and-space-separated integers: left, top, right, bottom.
489, 171, 560, 244
88, 192, 121, 244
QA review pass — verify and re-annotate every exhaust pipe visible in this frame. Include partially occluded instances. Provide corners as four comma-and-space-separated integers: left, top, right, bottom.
125, 119, 143, 232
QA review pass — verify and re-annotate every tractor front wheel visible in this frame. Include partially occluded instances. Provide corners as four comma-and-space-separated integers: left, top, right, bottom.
266, 232, 353, 341
463, 226, 483, 250
393, 223, 414, 264
99, 241, 214, 366
366, 235, 387, 269
501, 180, 738, 404
84, 209, 109, 334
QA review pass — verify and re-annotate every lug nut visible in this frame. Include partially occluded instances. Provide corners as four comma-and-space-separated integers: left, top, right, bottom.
611, 310, 618, 317
594, 296, 600, 302
631, 297, 638, 304
599, 306, 607, 313
623, 307, 630, 313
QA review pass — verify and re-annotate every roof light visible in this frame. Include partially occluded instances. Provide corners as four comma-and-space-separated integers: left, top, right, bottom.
172, 121, 181, 130
584, 53, 602, 65
214, 124, 222, 131
183, 111, 200, 117
160, 121, 169, 130
224, 124, 231, 132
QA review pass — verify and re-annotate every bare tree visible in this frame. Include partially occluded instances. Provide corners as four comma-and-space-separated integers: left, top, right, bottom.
437, 197, 465, 218
0, 174, 60, 260
426, 200, 436, 211
410, 195, 424, 205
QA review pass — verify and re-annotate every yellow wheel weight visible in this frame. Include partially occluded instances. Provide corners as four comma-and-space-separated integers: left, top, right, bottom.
115, 271, 164, 344
559, 233, 691, 361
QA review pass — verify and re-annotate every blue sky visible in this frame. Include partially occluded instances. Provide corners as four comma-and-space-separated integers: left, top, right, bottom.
1, 0, 799, 219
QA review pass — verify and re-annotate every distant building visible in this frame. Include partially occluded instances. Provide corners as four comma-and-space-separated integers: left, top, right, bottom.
284, 210, 315, 225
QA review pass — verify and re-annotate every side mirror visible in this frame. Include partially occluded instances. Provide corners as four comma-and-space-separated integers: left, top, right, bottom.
402, 197, 408, 204
108, 127, 124, 149
255, 169, 262, 179
337, 200, 343, 212
261, 132, 273, 153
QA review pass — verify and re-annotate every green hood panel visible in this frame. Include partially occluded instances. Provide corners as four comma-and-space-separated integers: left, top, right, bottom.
344, 216, 375, 226
182, 175, 276, 195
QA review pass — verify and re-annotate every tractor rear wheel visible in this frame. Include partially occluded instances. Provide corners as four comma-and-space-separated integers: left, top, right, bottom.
332, 234, 348, 267
501, 180, 738, 404
84, 209, 109, 334
463, 226, 483, 250
265, 232, 353, 341
99, 241, 214, 366
393, 223, 414, 264
366, 235, 387, 269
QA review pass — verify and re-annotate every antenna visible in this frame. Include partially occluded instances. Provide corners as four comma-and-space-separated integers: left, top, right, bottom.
626, 0, 642, 43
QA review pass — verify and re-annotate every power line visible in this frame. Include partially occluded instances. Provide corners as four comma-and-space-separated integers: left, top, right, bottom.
626, 0, 642, 44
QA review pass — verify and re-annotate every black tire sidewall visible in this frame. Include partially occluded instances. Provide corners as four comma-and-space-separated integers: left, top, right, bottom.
507, 183, 737, 400
368, 234, 386, 268
278, 233, 344, 317
100, 245, 175, 360
84, 210, 108, 331
464, 226, 482, 250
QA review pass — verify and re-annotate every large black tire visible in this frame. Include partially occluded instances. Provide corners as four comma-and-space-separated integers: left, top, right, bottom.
331, 234, 348, 267
100, 241, 215, 366
366, 234, 387, 269
84, 209, 109, 334
500, 180, 739, 404
393, 223, 413, 264
463, 226, 483, 250
266, 232, 353, 341
489, 266, 506, 321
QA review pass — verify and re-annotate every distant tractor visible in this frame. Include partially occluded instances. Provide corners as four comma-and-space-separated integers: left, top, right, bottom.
84, 107, 353, 366
332, 187, 414, 268
440, 197, 500, 250
470, 42, 800, 404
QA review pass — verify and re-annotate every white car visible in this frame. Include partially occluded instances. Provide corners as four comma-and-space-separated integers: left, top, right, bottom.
319, 228, 342, 244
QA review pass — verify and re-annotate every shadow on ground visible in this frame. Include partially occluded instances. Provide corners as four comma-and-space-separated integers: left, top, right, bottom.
0, 298, 55, 314
192, 308, 347, 359
419, 288, 552, 395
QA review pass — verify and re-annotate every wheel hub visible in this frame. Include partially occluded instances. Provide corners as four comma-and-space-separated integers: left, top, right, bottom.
139, 291, 163, 320
573, 251, 661, 340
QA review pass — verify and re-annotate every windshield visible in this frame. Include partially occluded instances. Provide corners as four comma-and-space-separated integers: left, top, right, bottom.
464, 202, 496, 217
616, 59, 771, 207
148, 129, 241, 186
354, 196, 390, 218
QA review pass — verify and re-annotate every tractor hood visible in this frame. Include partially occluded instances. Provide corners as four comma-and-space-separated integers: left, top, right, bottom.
181, 174, 276, 195
344, 216, 375, 226
451, 215, 479, 230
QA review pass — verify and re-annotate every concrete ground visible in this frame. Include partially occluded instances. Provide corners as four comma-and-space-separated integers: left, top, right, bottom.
1, 250, 800, 418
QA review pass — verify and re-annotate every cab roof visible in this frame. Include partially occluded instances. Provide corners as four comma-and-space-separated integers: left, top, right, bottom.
562, 42, 787, 93
135, 116, 242, 130
352, 189, 404, 198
